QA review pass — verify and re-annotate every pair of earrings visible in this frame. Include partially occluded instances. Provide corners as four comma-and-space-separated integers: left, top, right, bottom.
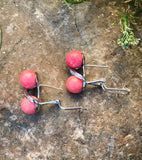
20, 50, 129, 114
20, 70, 85, 114
66, 50, 129, 95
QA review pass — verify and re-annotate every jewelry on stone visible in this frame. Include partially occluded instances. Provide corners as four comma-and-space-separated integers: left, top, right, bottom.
66, 50, 129, 94
20, 70, 63, 98
20, 70, 85, 114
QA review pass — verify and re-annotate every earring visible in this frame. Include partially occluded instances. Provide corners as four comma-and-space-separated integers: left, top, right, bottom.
20, 70, 85, 114
66, 50, 129, 94
20, 70, 63, 98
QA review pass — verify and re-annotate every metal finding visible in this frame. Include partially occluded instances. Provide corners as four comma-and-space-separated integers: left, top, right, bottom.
86, 80, 129, 95
69, 68, 129, 95
25, 89, 85, 110
82, 55, 108, 77
35, 73, 63, 98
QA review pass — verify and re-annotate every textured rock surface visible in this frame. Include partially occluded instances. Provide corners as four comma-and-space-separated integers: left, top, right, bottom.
0, 0, 142, 159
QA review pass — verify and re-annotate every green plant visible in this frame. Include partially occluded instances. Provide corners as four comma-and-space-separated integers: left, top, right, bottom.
0, 25, 2, 50
125, 0, 142, 16
112, 6, 140, 49
61, 0, 91, 9
65, 0, 91, 4
125, 0, 142, 7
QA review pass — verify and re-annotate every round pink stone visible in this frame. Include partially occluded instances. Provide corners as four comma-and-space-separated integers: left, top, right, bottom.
21, 96, 38, 114
66, 76, 84, 93
66, 50, 83, 69
20, 70, 37, 89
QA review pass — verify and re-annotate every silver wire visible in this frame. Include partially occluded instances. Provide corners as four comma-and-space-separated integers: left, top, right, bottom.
86, 80, 129, 95
84, 65, 108, 68
82, 54, 108, 77
35, 74, 63, 99
25, 90, 85, 110
39, 100, 86, 110
101, 82, 129, 95
69, 68, 86, 87
70, 56, 129, 95
39, 84, 63, 91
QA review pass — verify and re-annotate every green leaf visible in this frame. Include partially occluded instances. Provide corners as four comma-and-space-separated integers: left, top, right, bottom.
125, 0, 132, 3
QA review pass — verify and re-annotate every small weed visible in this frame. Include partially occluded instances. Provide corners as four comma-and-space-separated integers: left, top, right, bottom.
125, 0, 142, 7
65, 0, 91, 4
60, 0, 91, 9
125, 0, 142, 16
112, 6, 140, 49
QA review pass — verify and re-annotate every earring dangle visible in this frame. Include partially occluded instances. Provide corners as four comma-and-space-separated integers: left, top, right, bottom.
20, 70, 85, 114
20, 70, 63, 98
66, 50, 108, 77
66, 50, 129, 95
67, 68, 129, 94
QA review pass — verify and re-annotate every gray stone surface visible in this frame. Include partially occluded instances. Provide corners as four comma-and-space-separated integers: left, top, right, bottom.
0, 0, 142, 159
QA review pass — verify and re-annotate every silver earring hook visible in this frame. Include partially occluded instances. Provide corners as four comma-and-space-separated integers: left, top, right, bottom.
69, 68, 129, 95
25, 90, 86, 110
82, 55, 108, 77
39, 100, 86, 110
35, 73, 63, 98
86, 79, 129, 95
101, 82, 129, 95
25, 89, 85, 111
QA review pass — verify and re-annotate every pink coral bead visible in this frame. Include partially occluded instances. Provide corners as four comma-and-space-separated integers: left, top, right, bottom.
20, 70, 37, 89
21, 96, 38, 114
66, 50, 83, 69
66, 76, 84, 93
